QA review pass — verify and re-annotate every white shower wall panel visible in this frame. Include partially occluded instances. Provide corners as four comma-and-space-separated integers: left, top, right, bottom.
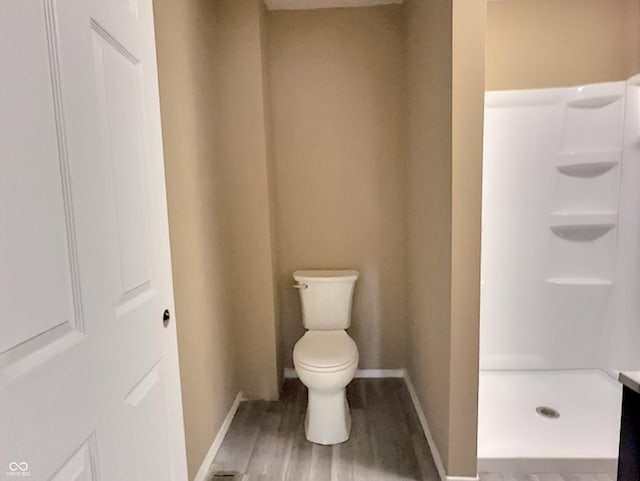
598, 75, 640, 372
481, 81, 627, 371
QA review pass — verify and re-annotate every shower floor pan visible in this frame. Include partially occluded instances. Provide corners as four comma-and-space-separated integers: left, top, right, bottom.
478, 370, 622, 476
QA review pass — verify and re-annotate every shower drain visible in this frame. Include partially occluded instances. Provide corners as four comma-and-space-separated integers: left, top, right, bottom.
536, 406, 560, 419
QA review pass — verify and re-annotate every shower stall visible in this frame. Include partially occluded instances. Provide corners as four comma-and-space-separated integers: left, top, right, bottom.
478, 75, 640, 475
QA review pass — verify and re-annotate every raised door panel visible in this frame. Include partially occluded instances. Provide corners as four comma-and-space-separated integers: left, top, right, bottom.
125, 363, 172, 481
50, 438, 98, 481
0, 0, 82, 365
91, 24, 155, 316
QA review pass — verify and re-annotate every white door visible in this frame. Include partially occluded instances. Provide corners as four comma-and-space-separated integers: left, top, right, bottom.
0, 0, 187, 480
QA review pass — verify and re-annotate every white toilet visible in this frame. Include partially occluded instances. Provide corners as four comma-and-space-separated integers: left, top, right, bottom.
292, 269, 359, 445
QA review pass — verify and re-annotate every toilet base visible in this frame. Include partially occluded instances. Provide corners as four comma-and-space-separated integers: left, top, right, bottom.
304, 387, 351, 445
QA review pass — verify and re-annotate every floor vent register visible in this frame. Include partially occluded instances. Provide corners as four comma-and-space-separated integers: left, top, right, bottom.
208, 471, 242, 481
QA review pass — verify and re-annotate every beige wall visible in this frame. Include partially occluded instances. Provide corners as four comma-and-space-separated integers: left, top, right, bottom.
153, 0, 239, 478
267, 6, 408, 370
486, 0, 640, 90
405, 0, 453, 471
213, 0, 280, 401
449, 0, 485, 474
154, 0, 282, 475
259, 0, 284, 388
405, 0, 484, 476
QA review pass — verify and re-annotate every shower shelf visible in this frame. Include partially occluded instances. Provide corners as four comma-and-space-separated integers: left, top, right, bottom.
545, 277, 613, 286
566, 94, 622, 109
549, 212, 616, 241
556, 151, 620, 177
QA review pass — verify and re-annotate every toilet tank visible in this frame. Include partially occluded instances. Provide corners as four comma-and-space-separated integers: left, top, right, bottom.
293, 270, 359, 330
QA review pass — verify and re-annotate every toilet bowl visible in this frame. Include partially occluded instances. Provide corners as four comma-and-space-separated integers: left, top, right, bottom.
293, 330, 358, 445
292, 269, 360, 445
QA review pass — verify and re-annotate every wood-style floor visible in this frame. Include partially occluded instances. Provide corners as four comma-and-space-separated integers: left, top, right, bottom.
210, 378, 439, 480
208, 378, 614, 481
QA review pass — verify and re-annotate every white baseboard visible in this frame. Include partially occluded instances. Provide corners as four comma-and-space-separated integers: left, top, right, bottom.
354, 368, 405, 378
283, 367, 405, 379
193, 391, 244, 481
403, 372, 479, 481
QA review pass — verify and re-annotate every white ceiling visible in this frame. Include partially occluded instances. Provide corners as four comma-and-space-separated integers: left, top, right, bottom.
264, 0, 403, 11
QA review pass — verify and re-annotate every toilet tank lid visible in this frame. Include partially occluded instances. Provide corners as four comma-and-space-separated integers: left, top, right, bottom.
293, 269, 359, 282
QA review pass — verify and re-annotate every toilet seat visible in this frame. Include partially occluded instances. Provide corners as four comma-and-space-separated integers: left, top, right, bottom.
293, 330, 358, 372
